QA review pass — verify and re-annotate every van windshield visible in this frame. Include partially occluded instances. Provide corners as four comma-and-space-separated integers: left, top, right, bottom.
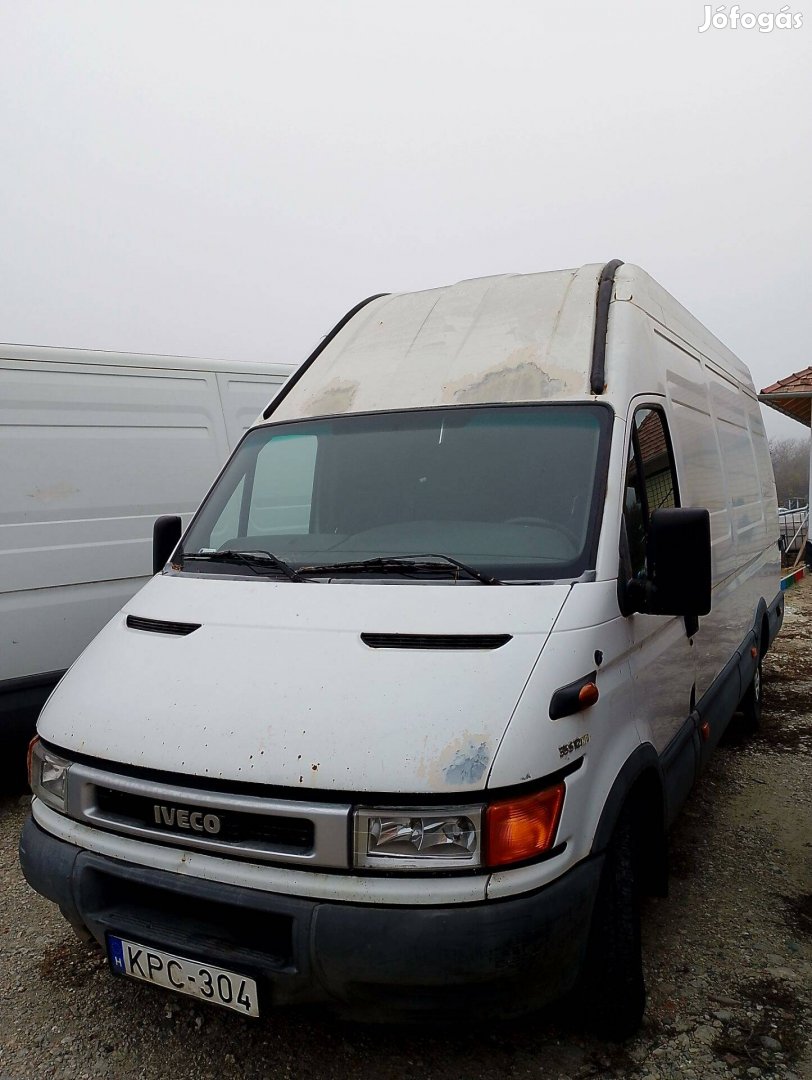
180, 404, 611, 582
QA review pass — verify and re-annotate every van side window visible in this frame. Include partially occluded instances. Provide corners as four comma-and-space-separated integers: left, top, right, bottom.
623, 408, 680, 578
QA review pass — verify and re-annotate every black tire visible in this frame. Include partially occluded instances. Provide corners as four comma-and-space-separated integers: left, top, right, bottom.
579, 805, 646, 1040
737, 656, 763, 734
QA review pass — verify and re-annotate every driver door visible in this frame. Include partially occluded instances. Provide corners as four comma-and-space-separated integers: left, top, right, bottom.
622, 404, 696, 755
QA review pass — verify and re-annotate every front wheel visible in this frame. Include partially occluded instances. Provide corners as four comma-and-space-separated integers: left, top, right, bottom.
579, 806, 646, 1040
737, 656, 763, 734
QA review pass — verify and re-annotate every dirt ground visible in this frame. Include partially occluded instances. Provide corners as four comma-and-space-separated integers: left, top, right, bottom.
1, 580, 810, 1080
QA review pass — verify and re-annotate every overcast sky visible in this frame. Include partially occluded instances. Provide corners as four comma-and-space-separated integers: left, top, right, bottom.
1, 1, 810, 440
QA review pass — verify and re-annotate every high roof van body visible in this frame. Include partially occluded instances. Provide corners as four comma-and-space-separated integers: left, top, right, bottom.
20, 265, 782, 1036
1, 344, 293, 763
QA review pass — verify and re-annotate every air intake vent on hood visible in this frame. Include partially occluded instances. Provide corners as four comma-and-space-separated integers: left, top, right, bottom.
361, 633, 511, 650
126, 615, 201, 637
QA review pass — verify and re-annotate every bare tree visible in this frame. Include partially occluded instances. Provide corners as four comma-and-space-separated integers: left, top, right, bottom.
770, 438, 810, 507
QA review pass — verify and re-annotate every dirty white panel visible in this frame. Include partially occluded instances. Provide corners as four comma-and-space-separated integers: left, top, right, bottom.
748, 404, 779, 537
615, 265, 755, 391
0, 364, 230, 592
272, 266, 605, 421
0, 578, 143, 681
615, 284, 779, 706
38, 573, 570, 793
215, 371, 288, 445
0, 353, 293, 685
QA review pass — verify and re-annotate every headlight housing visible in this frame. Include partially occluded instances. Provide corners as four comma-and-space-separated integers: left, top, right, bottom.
353, 781, 566, 871
354, 808, 483, 870
28, 738, 71, 814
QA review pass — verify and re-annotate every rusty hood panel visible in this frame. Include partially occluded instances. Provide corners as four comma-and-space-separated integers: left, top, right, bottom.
36, 573, 572, 794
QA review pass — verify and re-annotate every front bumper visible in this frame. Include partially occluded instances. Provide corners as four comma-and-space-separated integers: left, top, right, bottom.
20, 815, 603, 1019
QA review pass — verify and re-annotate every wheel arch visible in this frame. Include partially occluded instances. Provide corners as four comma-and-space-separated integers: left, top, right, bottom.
590, 743, 668, 897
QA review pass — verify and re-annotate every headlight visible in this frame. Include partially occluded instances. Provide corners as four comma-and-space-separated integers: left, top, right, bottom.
29, 738, 71, 813
354, 807, 483, 870
353, 781, 566, 871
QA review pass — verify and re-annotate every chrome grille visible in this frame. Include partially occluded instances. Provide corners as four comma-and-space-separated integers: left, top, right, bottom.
66, 761, 351, 869
94, 787, 315, 852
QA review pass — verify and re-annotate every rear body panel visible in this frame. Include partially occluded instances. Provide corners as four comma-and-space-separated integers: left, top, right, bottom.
0, 347, 293, 694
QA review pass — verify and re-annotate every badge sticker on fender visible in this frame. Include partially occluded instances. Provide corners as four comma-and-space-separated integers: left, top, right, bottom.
559, 733, 590, 759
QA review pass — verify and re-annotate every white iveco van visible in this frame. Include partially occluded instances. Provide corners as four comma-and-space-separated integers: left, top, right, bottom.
21, 264, 782, 1038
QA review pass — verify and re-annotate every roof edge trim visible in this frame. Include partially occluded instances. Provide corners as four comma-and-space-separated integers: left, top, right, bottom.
262, 294, 388, 420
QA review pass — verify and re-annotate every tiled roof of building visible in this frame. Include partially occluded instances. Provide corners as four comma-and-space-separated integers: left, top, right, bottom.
759, 367, 812, 427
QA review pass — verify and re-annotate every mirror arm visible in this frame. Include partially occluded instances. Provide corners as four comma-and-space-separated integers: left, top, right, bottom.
628, 577, 652, 614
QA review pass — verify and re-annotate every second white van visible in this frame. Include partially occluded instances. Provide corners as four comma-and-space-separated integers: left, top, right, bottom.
1, 344, 293, 769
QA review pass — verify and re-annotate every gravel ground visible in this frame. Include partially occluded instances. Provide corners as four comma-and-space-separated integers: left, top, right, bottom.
1, 581, 810, 1080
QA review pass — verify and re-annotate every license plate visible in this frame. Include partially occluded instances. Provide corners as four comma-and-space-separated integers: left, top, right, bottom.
107, 935, 259, 1017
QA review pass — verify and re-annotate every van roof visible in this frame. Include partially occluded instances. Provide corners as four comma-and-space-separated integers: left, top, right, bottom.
268, 263, 754, 422
0, 343, 294, 379
270, 265, 606, 421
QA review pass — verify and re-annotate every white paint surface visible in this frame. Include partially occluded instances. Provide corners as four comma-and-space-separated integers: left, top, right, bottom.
0, 347, 293, 683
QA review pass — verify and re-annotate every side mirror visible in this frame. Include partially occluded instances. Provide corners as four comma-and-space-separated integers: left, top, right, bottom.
646, 508, 711, 616
153, 515, 182, 574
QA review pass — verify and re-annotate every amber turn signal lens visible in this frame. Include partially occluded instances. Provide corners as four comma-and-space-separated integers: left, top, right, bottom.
577, 682, 599, 708
485, 783, 565, 867
26, 735, 40, 788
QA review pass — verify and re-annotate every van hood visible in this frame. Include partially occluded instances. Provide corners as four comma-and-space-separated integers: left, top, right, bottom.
39, 574, 571, 793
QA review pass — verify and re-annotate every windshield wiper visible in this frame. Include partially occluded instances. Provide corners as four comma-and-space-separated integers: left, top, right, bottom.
298, 553, 501, 585
182, 549, 303, 582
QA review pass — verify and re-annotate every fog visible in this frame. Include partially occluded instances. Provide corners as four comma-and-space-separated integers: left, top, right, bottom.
1, 0, 810, 438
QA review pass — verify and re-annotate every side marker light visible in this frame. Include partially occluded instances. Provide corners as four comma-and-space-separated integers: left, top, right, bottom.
549, 671, 599, 720
577, 682, 600, 708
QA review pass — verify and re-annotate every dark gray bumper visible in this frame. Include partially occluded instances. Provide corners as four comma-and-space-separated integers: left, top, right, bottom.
20, 815, 602, 1019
